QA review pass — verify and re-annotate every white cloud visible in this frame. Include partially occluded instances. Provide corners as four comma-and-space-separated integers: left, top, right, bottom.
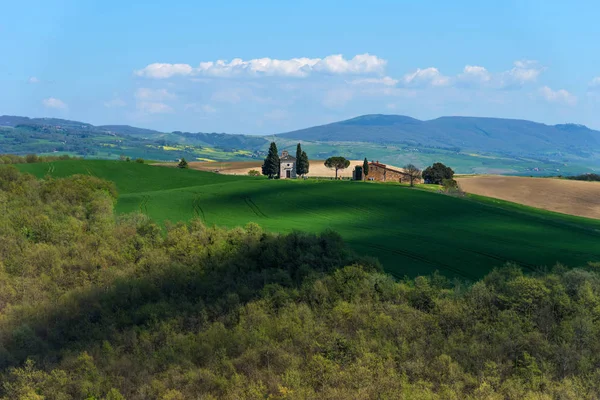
458, 65, 492, 85
589, 77, 600, 89
455, 60, 543, 89
134, 63, 193, 79
28, 76, 39, 84
500, 60, 543, 87
350, 76, 398, 86
137, 102, 173, 114
539, 86, 577, 106
135, 54, 386, 79
104, 98, 127, 108
402, 67, 450, 87
42, 97, 67, 110
134, 89, 175, 114
135, 88, 176, 101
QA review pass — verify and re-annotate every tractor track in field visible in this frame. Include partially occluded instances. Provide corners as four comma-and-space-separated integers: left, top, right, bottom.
365, 242, 478, 280
243, 197, 268, 218
192, 196, 206, 222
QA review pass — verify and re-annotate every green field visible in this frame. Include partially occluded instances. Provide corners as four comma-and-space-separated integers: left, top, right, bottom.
17, 160, 600, 279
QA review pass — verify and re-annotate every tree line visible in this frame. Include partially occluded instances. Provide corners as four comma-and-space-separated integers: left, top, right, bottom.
0, 153, 79, 164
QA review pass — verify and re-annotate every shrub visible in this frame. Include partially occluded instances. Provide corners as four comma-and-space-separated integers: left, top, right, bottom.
248, 169, 261, 176
177, 158, 189, 169
25, 154, 39, 163
423, 162, 454, 184
442, 178, 459, 190
135, 158, 145, 164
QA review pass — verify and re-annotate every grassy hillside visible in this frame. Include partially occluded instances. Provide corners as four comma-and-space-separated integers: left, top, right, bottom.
17, 160, 600, 279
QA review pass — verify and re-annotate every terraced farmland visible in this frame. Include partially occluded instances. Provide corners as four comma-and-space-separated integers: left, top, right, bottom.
17, 160, 600, 279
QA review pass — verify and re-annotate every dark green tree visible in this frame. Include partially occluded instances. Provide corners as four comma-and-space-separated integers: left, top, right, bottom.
403, 163, 422, 187
354, 165, 363, 180
262, 142, 280, 179
295, 143, 309, 177
177, 158, 189, 169
295, 143, 302, 174
422, 162, 454, 184
324, 156, 350, 179
363, 158, 369, 180
301, 151, 309, 176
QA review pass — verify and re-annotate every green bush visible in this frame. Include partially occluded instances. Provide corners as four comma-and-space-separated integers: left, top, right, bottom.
442, 178, 459, 190
177, 158, 189, 169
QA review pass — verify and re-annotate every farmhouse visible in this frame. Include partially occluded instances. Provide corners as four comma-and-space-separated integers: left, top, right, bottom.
367, 161, 422, 184
279, 150, 297, 179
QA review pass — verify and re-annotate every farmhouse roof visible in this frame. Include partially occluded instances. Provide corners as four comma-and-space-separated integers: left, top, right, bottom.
369, 161, 407, 175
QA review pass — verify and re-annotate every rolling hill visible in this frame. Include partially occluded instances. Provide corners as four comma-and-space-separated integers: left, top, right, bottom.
278, 114, 600, 155
16, 160, 600, 279
4, 113, 600, 174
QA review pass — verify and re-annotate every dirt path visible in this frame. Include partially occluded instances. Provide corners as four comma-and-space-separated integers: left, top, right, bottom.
457, 175, 600, 220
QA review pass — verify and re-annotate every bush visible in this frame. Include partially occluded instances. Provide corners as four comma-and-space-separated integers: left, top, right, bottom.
248, 169, 261, 176
135, 158, 145, 164
568, 173, 600, 182
177, 158, 189, 169
423, 162, 454, 184
442, 178, 458, 190
25, 154, 39, 163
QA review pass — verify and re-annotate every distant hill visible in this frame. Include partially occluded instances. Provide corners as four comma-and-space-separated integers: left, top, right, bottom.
98, 125, 162, 137
0, 115, 94, 129
0, 115, 266, 162
3, 113, 600, 173
277, 114, 600, 155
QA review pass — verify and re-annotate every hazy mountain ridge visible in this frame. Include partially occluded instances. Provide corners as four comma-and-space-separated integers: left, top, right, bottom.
277, 114, 600, 154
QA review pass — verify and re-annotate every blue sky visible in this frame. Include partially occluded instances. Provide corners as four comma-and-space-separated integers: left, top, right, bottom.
2, 0, 600, 134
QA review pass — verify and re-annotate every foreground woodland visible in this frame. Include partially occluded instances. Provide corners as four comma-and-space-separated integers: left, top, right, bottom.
1, 166, 600, 399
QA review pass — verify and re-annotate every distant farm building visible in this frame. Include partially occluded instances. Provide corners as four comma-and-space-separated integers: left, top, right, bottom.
366, 161, 422, 184
279, 150, 297, 179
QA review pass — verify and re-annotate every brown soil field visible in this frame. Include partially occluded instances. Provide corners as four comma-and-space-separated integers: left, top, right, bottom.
154, 160, 377, 178
457, 175, 600, 220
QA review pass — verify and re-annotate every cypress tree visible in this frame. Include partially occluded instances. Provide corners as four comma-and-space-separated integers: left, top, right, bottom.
301, 150, 309, 176
262, 142, 280, 179
294, 143, 310, 177
296, 143, 303, 176
363, 157, 369, 179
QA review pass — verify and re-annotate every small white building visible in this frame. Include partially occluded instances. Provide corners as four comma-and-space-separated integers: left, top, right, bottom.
279, 150, 297, 179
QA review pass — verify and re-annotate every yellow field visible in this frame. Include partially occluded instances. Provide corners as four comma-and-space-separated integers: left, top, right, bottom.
457, 175, 600, 220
